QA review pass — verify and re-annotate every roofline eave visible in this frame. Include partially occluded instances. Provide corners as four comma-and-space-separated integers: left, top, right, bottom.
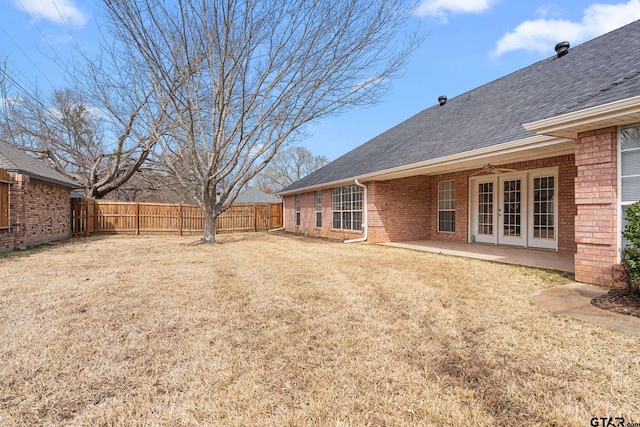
5, 168, 81, 189
524, 95, 640, 138
278, 134, 573, 196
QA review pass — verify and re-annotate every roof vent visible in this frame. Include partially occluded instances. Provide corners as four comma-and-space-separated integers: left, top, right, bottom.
438, 95, 447, 106
555, 41, 570, 58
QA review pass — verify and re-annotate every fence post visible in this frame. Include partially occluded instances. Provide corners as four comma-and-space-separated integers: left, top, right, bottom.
179, 204, 183, 236
253, 204, 257, 232
84, 200, 89, 237
135, 202, 140, 235
92, 200, 97, 234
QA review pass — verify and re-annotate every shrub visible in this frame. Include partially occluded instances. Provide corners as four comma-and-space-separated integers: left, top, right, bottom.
620, 201, 640, 294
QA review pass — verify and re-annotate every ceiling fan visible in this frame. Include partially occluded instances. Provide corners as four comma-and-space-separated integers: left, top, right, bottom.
470, 163, 517, 176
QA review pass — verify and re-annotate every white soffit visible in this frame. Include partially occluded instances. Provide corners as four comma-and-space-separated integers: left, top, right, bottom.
524, 96, 640, 138
368, 137, 574, 180
279, 135, 574, 194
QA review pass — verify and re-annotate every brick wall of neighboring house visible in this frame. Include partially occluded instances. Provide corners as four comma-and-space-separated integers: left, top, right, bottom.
0, 173, 72, 252
283, 154, 577, 248
0, 218, 14, 250
574, 128, 618, 286
0, 174, 25, 252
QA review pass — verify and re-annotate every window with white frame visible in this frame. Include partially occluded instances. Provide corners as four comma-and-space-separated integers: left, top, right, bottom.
315, 191, 322, 228
295, 194, 301, 226
332, 185, 362, 231
621, 124, 640, 248
438, 180, 455, 232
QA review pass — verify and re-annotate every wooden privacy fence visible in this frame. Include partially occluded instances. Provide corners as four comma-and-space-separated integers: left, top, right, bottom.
72, 199, 283, 236
0, 168, 10, 228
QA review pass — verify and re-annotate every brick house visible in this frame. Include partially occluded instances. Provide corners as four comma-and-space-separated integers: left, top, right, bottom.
0, 140, 79, 252
280, 20, 640, 286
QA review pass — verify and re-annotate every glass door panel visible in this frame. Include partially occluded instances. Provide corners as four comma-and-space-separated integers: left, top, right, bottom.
471, 178, 497, 244
529, 175, 557, 249
499, 177, 526, 246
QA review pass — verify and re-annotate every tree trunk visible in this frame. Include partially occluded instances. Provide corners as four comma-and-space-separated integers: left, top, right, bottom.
201, 202, 218, 243
202, 191, 220, 243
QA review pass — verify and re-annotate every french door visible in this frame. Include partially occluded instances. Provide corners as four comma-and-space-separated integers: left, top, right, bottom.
469, 168, 557, 250
499, 177, 526, 246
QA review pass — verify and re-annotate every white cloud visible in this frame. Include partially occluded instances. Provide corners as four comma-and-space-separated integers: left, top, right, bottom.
15, 0, 88, 27
535, 4, 563, 19
415, 0, 497, 22
494, 0, 640, 56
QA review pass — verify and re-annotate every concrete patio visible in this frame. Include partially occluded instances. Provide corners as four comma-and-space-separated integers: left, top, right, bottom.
531, 283, 640, 337
380, 240, 574, 273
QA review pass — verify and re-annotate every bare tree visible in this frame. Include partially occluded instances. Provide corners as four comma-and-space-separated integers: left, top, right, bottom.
102, 0, 418, 242
253, 146, 328, 193
1, 87, 98, 194
109, 168, 191, 203
0, 21, 186, 199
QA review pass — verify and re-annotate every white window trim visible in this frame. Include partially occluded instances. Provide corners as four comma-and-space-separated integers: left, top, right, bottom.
332, 185, 363, 232
618, 126, 622, 263
467, 166, 558, 250
315, 190, 322, 229
618, 123, 640, 262
527, 167, 559, 250
437, 180, 456, 233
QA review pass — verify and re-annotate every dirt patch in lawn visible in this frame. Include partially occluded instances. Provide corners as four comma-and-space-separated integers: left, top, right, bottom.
0, 233, 638, 426
592, 287, 640, 318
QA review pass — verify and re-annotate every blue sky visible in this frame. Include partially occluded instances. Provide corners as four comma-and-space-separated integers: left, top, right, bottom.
2, 0, 640, 161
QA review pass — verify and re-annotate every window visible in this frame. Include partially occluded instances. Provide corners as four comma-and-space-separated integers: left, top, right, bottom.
315, 191, 322, 228
295, 194, 301, 226
438, 180, 455, 232
0, 169, 9, 230
332, 185, 362, 231
621, 124, 640, 248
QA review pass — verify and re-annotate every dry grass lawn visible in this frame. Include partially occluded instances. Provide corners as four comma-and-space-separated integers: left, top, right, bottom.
0, 233, 638, 426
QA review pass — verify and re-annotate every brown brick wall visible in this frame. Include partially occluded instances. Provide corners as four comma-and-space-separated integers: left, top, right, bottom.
574, 127, 618, 286
283, 154, 577, 249
424, 172, 470, 243
0, 227, 14, 251
420, 155, 575, 251
0, 174, 72, 252
367, 176, 430, 242
283, 191, 362, 241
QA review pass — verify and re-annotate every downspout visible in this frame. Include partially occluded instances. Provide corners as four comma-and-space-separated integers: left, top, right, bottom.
268, 197, 285, 232
344, 179, 368, 243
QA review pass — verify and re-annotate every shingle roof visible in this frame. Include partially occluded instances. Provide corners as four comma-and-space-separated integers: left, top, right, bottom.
283, 19, 640, 193
0, 140, 79, 188
235, 187, 281, 204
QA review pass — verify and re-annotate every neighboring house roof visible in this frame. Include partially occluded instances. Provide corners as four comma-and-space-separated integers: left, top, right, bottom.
282, 19, 640, 194
0, 140, 79, 188
235, 187, 281, 204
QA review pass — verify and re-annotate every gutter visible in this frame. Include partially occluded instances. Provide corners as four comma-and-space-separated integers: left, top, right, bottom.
268, 197, 285, 232
344, 179, 368, 244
